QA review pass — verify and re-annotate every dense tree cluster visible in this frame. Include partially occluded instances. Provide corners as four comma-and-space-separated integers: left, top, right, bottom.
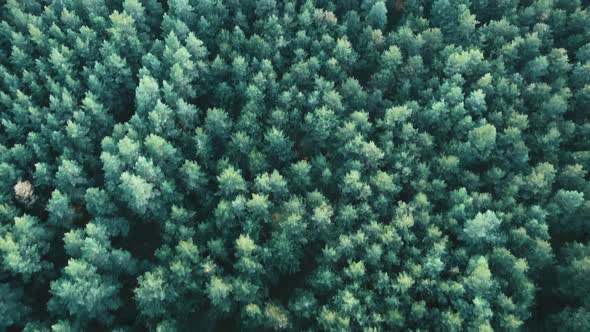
1, 0, 589, 331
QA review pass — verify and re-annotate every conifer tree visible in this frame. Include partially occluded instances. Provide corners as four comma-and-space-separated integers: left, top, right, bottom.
0, 0, 589, 330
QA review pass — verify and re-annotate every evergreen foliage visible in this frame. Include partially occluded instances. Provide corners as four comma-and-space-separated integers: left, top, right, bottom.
0, 0, 589, 330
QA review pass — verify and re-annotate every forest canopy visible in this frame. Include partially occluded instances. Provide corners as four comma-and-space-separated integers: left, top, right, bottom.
1, 0, 590, 331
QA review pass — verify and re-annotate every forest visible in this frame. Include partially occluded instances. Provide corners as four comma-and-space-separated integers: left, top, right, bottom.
0, 0, 589, 331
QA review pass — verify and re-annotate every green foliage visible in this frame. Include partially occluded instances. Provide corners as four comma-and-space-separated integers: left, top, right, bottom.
0, 215, 52, 281
217, 165, 247, 198
463, 210, 504, 249
0, 0, 589, 330
48, 258, 122, 324
207, 276, 233, 313
119, 172, 155, 215
47, 190, 75, 228
0, 283, 30, 331
366, 1, 387, 30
